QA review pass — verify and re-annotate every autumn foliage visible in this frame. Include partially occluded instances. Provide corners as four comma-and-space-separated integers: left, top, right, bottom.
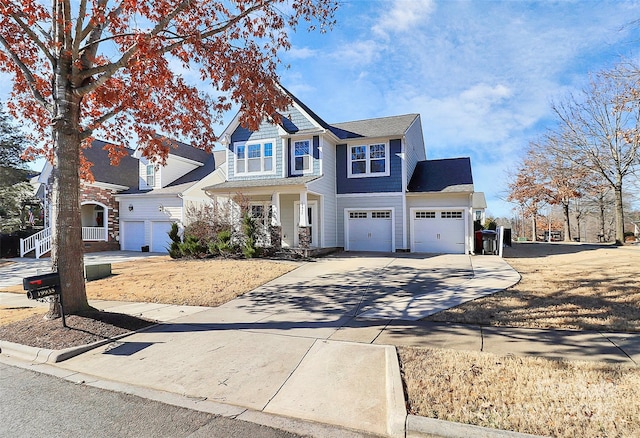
0, 0, 337, 313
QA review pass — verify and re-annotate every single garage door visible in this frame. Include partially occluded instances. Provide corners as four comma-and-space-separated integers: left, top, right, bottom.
347, 210, 393, 252
122, 221, 145, 251
151, 221, 173, 253
412, 210, 465, 254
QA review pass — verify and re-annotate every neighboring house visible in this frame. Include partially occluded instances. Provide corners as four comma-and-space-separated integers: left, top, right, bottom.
115, 138, 225, 252
204, 88, 486, 254
24, 140, 139, 257
23, 138, 223, 257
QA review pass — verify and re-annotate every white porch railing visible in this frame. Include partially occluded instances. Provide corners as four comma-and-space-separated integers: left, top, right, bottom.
82, 226, 106, 241
20, 226, 105, 258
20, 227, 51, 258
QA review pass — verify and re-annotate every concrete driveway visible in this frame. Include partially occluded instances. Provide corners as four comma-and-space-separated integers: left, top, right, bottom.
2, 252, 520, 437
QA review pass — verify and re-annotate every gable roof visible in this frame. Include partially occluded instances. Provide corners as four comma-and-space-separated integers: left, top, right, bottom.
329, 114, 420, 140
154, 135, 210, 164
84, 140, 139, 188
408, 158, 474, 193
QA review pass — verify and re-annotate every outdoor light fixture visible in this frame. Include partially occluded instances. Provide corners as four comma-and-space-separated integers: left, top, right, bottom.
158, 204, 164, 212
128, 204, 133, 211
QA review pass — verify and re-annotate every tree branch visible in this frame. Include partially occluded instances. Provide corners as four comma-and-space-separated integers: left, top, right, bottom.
0, 34, 53, 114
3, 10, 55, 65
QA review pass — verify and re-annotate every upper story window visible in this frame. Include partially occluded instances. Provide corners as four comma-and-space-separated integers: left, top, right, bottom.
146, 164, 156, 187
235, 140, 275, 176
348, 142, 389, 178
292, 140, 311, 175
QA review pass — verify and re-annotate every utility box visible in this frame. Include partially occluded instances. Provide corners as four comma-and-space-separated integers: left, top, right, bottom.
85, 263, 112, 281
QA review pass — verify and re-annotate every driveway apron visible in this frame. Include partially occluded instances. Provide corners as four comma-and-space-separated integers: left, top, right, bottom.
45, 254, 483, 437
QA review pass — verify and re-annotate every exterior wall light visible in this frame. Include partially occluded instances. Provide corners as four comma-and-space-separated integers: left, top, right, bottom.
128, 204, 133, 211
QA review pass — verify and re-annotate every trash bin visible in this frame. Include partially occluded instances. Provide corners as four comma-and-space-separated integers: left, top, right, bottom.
141, 245, 149, 252
481, 230, 498, 255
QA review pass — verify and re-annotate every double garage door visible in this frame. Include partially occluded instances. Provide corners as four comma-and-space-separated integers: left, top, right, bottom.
121, 221, 173, 253
412, 210, 465, 254
347, 210, 393, 252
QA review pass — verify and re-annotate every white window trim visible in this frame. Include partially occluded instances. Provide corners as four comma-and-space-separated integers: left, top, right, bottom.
146, 164, 156, 188
347, 142, 390, 178
234, 139, 276, 176
291, 138, 313, 176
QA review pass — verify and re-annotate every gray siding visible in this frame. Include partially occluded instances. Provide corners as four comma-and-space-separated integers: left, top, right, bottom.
336, 139, 403, 194
404, 116, 426, 189
307, 135, 338, 247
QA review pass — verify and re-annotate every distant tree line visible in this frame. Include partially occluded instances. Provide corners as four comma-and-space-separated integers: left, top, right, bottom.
507, 63, 640, 244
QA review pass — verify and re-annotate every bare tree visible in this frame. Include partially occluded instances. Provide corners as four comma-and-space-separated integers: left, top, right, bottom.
551, 64, 640, 245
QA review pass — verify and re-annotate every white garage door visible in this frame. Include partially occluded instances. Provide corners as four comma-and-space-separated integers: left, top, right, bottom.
122, 221, 145, 251
412, 210, 465, 254
347, 210, 393, 252
151, 221, 173, 253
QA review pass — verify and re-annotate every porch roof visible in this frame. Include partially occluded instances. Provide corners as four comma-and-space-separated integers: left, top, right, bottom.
203, 175, 319, 192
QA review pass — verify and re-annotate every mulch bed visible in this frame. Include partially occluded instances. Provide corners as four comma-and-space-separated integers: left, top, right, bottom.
0, 311, 154, 350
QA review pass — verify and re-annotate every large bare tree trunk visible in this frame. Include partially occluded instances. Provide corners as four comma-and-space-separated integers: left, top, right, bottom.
614, 182, 625, 246
49, 54, 90, 316
562, 202, 572, 241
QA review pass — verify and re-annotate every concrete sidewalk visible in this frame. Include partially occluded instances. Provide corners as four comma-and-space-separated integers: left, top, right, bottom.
2, 253, 637, 437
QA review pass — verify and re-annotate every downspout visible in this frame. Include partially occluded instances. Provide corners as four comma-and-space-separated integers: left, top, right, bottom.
401, 136, 407, 251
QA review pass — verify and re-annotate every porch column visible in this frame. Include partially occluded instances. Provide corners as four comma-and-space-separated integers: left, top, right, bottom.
298, 191, 310, 250
271, 192, 281, 226
270, 192, 282, 251
298, 191, 308, 226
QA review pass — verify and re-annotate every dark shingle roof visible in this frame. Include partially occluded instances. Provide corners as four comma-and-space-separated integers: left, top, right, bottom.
84, 140, 139, 188
154, 135, 210, 164
408, 158, 474, 193
204, 175, 319, 192
330, 114, 420, 139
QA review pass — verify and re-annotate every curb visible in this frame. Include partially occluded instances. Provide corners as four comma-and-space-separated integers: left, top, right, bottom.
406, 415, 549, 438
0, 323, 158, 363
385, 346, 407, 437
0, 354, 381, 438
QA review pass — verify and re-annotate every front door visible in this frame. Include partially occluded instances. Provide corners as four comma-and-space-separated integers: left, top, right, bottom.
294, 201, 318, 247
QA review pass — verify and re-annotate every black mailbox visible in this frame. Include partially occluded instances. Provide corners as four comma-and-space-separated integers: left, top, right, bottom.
23, 272, 61, 300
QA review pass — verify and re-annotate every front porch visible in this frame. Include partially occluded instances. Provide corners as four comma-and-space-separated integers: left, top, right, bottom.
19, 202, 117, 258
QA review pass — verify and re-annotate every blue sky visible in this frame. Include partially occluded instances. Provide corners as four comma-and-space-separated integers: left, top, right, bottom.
3, 1, 640, 217
277, 0, 640, 217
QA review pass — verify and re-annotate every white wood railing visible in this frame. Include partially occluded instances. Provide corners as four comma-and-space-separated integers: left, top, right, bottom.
20, 226, 106, 258
20, 227, 51, 258
82, 226, 106, 241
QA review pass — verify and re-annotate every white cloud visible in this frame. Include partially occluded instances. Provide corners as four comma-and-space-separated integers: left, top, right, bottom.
372, 0, 436, 37
287, 46, 316, 60
329, 39, 383, 66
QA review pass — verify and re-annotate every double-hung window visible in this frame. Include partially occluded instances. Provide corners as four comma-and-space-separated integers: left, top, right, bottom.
348, 143, 389, 177
292, 140, 311, 175
146, 164, 156, 187
235, 140, 275, 175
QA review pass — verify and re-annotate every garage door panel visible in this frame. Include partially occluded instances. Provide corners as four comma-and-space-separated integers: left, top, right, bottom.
347, 210, 392, 252
122, 221, 145, 251
151, 221, 173, 253
413, 210, 465, 254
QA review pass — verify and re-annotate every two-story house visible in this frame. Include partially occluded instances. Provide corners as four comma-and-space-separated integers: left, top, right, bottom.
204, 89, 483, 254
23, 137, 224, 258
116, 137, 225, 252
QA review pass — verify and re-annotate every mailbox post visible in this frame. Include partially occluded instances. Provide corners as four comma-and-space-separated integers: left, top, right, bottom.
23, 272, 66, 327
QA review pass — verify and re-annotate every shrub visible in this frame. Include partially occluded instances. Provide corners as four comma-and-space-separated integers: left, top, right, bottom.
167, 222, 182, 259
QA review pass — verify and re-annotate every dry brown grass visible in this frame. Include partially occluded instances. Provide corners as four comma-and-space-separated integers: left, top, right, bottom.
1, 256, 298, 307
403, 243, 640, 437
401, 346, 640, 438
0, 306, 47, 325
425, 243, 640, 332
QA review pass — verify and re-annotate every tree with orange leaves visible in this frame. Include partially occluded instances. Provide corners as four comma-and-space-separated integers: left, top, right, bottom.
0, 0, 337, 315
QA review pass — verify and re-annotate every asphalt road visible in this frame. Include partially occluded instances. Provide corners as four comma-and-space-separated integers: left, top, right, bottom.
0, 362, 304, 438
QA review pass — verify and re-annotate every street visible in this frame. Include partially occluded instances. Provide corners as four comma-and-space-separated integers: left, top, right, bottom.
0, 362, 304, 438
